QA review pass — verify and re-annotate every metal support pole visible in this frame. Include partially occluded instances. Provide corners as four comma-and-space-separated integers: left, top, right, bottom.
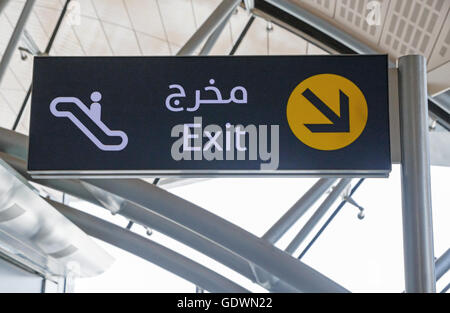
0, 0, 35, 86
177, 0, 240, 56
398, 55, 436, 293
285, 178, 351, 255
199, 12, 231, 56
262, 178, 336, 243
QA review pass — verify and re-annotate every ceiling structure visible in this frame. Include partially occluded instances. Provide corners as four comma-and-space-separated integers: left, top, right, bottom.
286, 0, 450, 99
0, 0, 449, 132
0, 0, 327, 134
0, 0, 449, 293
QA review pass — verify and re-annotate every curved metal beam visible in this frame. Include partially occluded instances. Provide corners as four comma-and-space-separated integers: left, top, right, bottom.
0, 128, 347, 292
85, 178, 348, 293
0, 151, 297, 292
436, 249, 450, 281
48, 199, 249, 293
262, 178, 336, 243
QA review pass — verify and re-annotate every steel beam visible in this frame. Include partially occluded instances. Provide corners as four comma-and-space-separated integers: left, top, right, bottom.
0, 131, 297, 292
256, 0, 450, 131
229, 15, 255, 55
199, 12, 231, 56
21, 30, 41, 56
85, 178, 348, 292
0, 128, 345, 292
0, 0, 35, 86
263, 0, 373, 54
0, 139, 296, 292
436, 249, 450, 281
398, 55, 436, 293
285, 178, 351, 255
177, 0, 240, 56
298, 179, 365, 260
254, 178, 338, 289
262, 178, 336, 243
49, 200, 250, 293
4, 152, 262, 288
2, 153, 254, 280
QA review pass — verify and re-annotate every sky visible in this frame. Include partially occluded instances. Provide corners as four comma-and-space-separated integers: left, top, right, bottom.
69, 164, 450, 293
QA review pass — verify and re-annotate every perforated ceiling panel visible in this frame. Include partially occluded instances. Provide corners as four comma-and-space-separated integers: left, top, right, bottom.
290, 0, 450, 95
379, 0, 450, 59
334, 0, 390, 45
428, 11, 450, 70
292, 0, 336, 17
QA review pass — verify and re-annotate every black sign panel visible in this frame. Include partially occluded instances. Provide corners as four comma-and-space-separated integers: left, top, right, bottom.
28, 55, 390, 177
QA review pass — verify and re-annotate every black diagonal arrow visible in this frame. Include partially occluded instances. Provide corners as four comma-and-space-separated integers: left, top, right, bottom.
303, 88, 350, 133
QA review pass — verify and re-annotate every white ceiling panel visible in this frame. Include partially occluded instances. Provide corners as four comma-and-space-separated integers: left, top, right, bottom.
235, 16, 268, 55
33, 6, 61, 39
170, 42, 181, 55
269, 23, 308, 55
102, 22, 142, 55
157, 0, 197, 49
0, 65, 24, 90
124, 0, 166, 40
23, 12, 51, 51
72, 0, 98, 18
16, 95, 31, 135
334, 0, 390, 47
307, 43, 328, 54
191, 0, 221, 27
0, 14, 14, 47
71, 16, 113, 55
293, 0, 337, 18
50, 15, 85, 56
428, 12, 450, 70
0, 92, 17, 128
3, 1, 23, 22
229, 6, 251, 44
380, 0, 450, 59
0, 89, 25, 113
136, 32, 170, 56
6, 47, 33, 87
35, 0, 62, 10
90, 0, 131, 28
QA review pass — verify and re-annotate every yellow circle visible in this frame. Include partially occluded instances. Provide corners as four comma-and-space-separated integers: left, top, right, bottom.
286, 74, 368, 151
